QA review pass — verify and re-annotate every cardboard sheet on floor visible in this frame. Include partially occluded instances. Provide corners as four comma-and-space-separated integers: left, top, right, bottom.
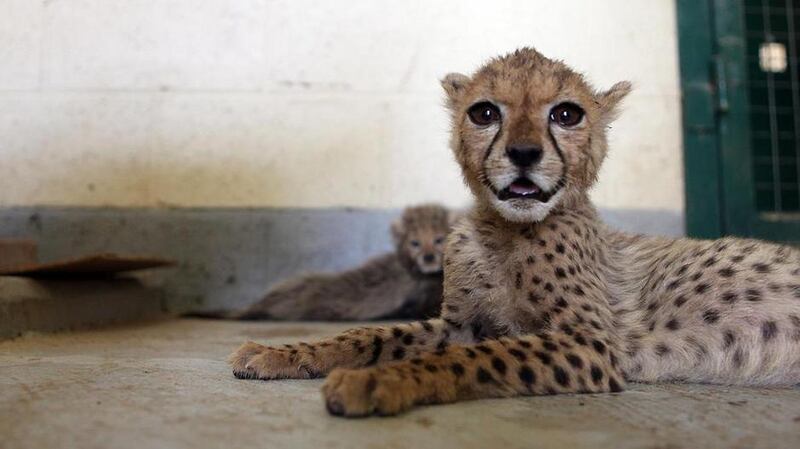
0, 254, 176, 278
0, 239, 38, 271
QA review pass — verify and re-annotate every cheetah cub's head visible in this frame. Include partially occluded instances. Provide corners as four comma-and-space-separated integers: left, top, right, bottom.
442, 47, 631, 222
391, 204, 456, 275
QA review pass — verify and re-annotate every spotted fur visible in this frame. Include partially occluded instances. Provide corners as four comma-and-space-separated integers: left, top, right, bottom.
230, 48, 800, 417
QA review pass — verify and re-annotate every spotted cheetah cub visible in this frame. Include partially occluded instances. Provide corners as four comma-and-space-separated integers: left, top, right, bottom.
230, 48, 800, 417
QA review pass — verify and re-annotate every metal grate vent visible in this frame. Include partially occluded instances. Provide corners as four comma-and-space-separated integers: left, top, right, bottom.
745, 0, 800, 212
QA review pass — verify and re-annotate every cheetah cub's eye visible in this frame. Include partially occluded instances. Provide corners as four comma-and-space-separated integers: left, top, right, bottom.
409, 240, 421, 248
549, 102, 584, 128
434, 236, 445, 245
467, 102, 501, 126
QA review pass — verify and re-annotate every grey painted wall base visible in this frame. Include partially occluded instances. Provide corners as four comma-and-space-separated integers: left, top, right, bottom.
0, 277, 165, 339
0, 207, 684, 315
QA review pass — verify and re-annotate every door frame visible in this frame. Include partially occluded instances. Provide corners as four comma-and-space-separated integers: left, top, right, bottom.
678, 0, 800, 242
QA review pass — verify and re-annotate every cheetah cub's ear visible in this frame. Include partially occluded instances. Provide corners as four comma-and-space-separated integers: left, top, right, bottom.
597, 81, 633, 125
441, 73, 471, 109
391, 217, 406, 246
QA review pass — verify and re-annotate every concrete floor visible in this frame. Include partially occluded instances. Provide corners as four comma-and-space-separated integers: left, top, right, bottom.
1, 319, 799, 449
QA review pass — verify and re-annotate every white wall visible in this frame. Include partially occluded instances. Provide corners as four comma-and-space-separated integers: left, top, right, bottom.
0, 0, 683, 213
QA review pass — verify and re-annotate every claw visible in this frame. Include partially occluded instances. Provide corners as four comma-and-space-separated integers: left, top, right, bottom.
233, 369, 256, 380
326, 398, 345, 416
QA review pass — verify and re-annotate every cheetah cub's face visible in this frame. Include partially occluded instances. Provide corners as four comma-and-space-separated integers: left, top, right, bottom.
441, 47, 631, 222
392, 204, 453, 275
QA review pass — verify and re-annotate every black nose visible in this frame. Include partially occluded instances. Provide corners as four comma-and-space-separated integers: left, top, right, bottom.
423, 254, 435, 263
506, 145, 543, 167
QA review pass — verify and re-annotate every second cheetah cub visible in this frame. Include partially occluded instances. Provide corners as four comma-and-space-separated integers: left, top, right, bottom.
230, 48, 800, 417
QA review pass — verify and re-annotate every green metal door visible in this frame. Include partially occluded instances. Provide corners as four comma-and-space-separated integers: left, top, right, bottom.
679, 0, 800, 243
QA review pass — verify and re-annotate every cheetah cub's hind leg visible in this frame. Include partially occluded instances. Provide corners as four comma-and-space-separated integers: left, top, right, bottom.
619, 236, 800, 386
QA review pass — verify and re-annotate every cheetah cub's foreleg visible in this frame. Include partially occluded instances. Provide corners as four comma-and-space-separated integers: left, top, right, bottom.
321, 334, 624, 417
228, 319, 450, 380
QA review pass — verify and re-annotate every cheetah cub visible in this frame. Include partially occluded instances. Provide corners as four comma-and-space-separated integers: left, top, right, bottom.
230, 48, 800, 417
235, 204, 452, 321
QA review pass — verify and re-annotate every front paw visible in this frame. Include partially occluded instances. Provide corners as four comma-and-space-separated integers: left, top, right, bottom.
228, 341, 321, 380
321, 368, 415, 417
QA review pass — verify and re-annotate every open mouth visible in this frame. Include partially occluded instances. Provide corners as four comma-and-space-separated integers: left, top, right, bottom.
419, 266, 443, 275
497, 177, 547, 201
